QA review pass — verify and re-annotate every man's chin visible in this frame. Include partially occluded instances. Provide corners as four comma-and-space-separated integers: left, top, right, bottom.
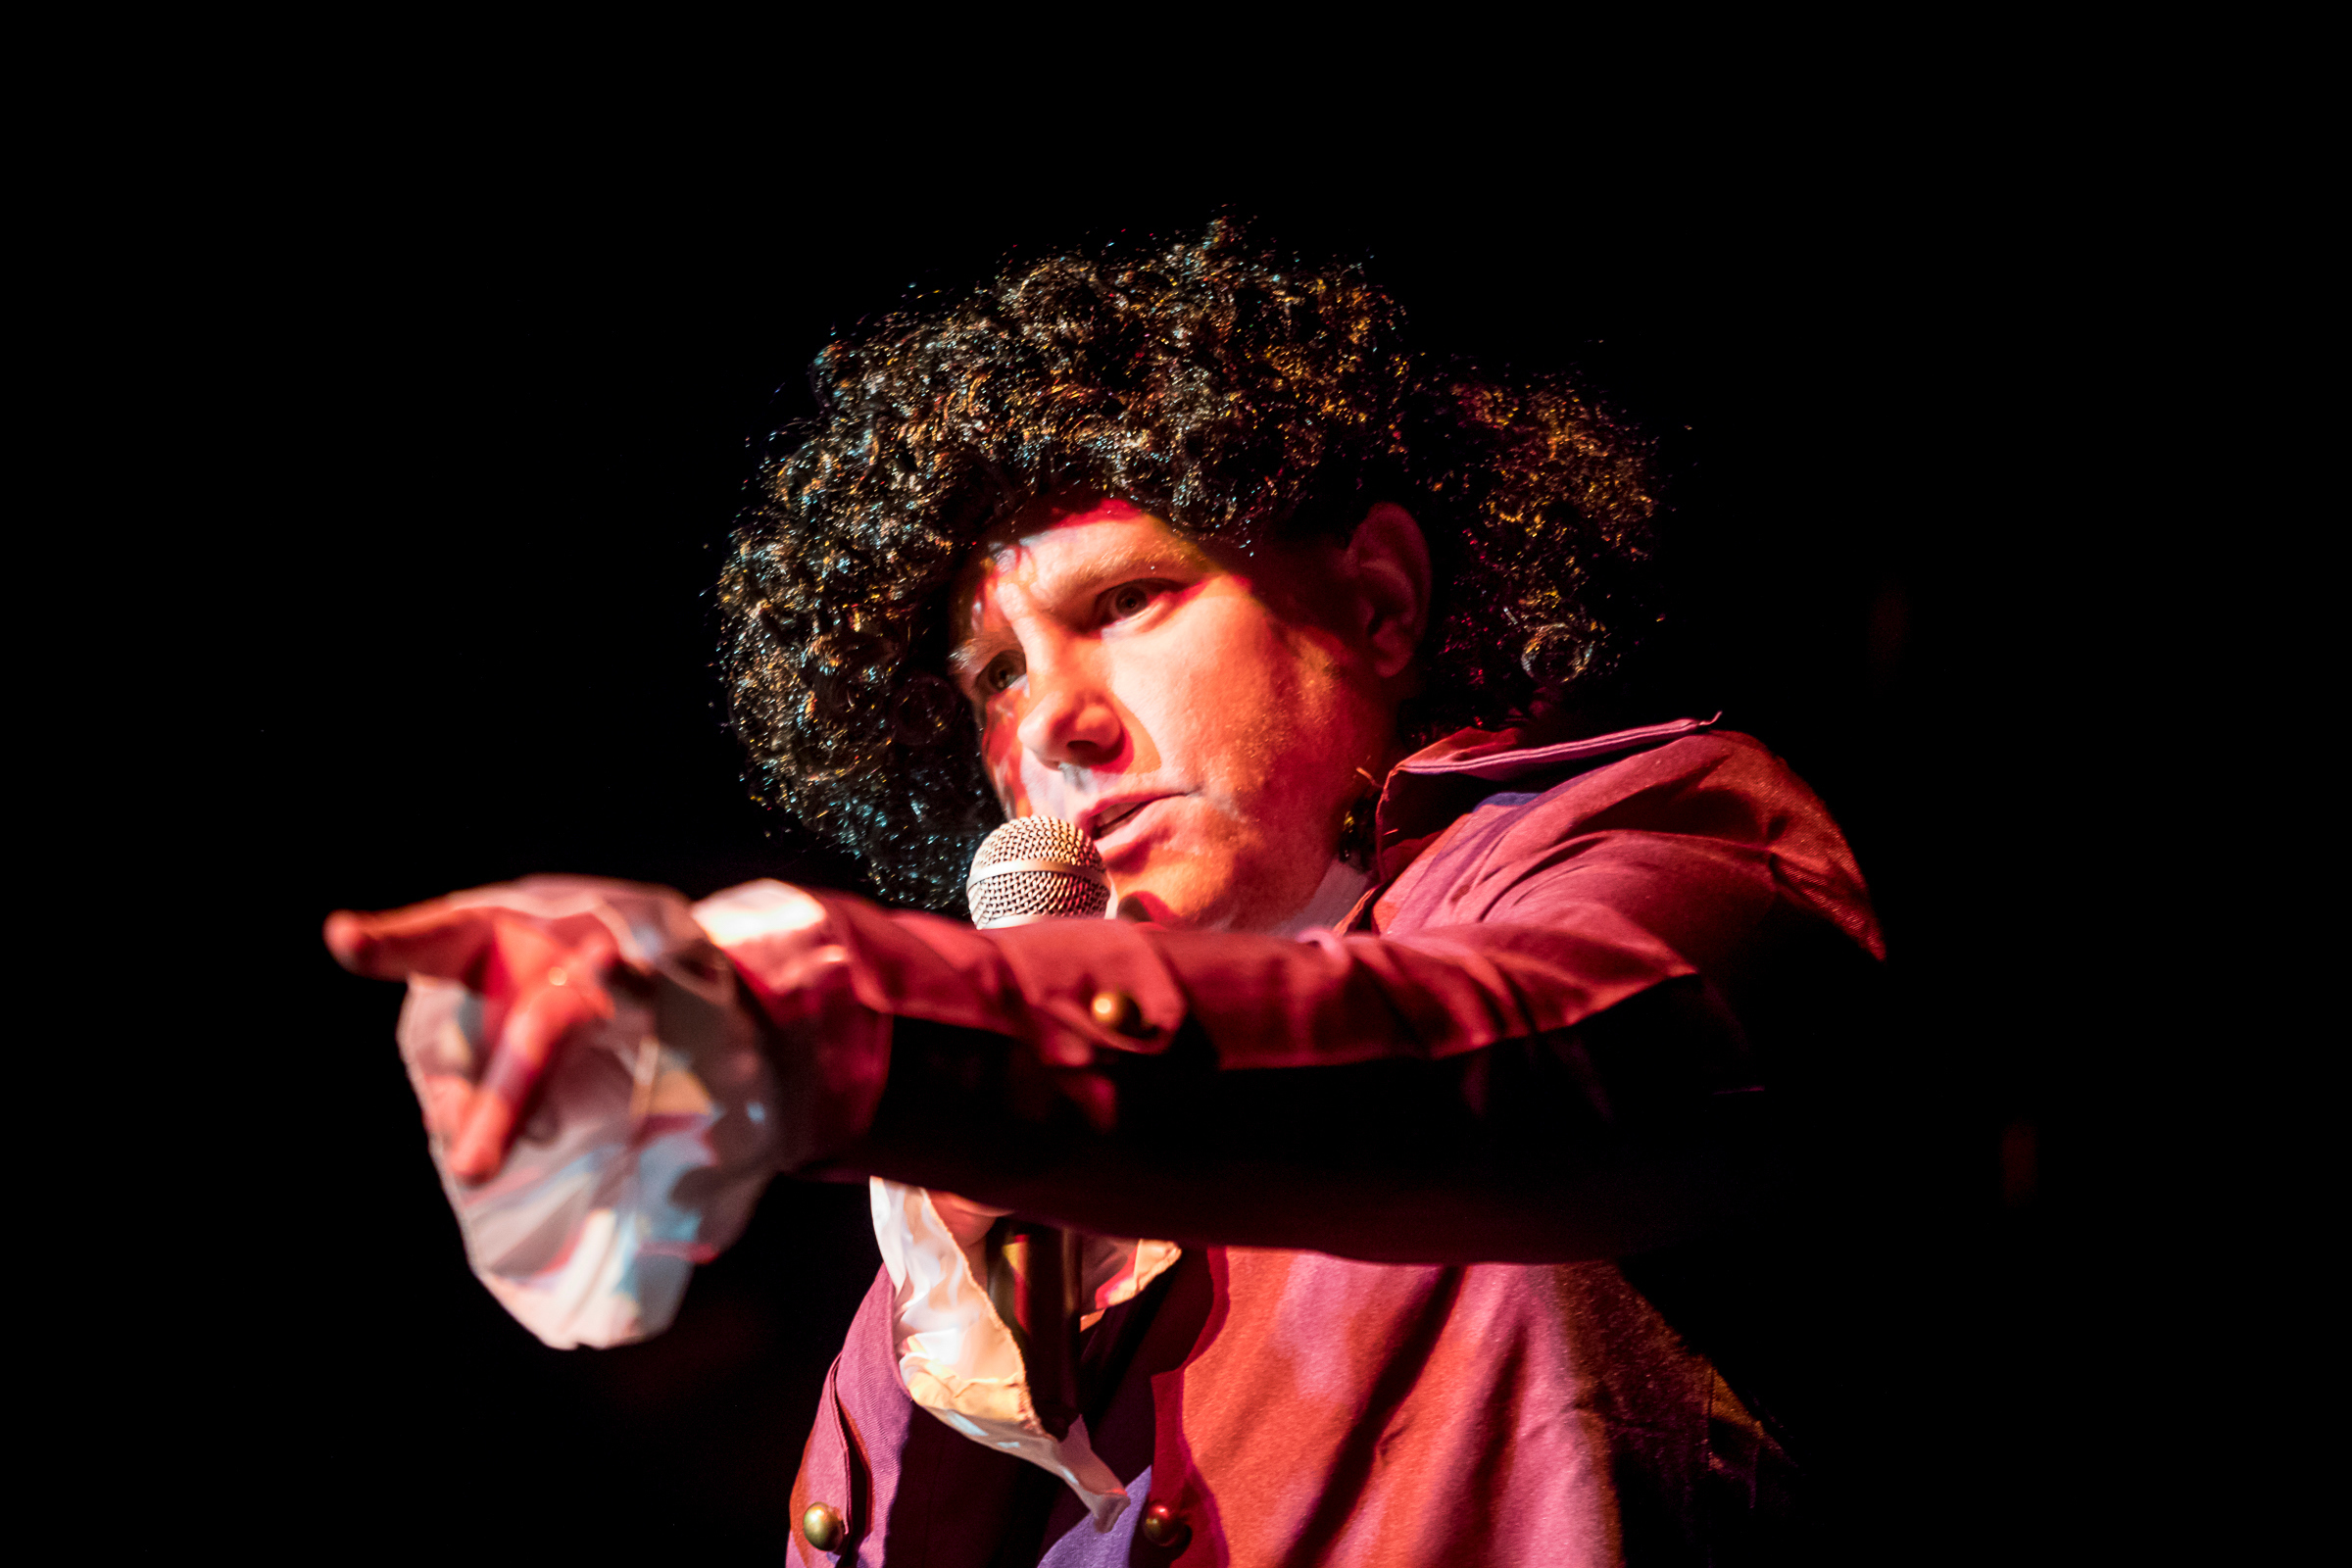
1111, 864, 1309, 933
1108, 866, 1238, 931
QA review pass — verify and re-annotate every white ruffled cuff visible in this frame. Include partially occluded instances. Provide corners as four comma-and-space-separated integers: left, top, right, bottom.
391, 879, 783, 1349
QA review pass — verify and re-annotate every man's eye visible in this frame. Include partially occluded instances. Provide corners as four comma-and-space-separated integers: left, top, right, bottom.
981, 655, 1024, 695
1104, 582, 1159, 621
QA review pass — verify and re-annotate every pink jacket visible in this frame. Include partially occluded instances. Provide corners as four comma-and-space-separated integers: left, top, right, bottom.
719, 719, 1883, 1566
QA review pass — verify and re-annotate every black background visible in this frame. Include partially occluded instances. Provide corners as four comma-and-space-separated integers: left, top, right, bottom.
178, 155, 2136, 1561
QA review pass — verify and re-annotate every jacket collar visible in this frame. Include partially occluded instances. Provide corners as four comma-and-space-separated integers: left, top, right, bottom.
1370, 714, 1722, 887
1393, 713, 1723, 784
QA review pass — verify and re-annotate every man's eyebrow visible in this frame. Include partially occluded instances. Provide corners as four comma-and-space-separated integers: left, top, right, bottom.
947, 545, 1200, 676
1029, 544, 1194, 601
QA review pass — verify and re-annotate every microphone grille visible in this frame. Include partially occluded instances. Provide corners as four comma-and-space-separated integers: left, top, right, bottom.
966, 815, 1109, 929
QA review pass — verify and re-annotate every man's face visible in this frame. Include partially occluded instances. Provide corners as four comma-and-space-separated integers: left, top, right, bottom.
948, 500, 1395, 932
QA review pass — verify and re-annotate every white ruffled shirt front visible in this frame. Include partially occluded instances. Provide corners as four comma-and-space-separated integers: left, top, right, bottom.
867, 1181, 1180, 1532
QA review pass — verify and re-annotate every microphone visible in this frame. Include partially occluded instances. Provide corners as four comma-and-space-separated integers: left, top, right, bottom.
963, 815, 1104, 1431
966, 815, 1110, 928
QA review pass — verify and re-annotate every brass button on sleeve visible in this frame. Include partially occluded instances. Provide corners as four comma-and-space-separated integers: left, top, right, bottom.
802, 1501, 846, 1550
1139, 1500, 1187, 1547
1089, 988, 1145, 1036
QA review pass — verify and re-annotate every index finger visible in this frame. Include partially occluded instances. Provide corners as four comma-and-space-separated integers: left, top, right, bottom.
323, 900, 504, 983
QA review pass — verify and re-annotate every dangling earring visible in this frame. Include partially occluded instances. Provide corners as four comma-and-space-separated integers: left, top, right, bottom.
1338, 766, 1383, 870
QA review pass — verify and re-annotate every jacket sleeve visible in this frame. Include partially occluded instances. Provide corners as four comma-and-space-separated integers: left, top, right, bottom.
722, 741, 1881, 1263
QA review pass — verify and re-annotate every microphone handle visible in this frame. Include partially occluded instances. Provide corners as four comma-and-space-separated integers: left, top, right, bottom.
985, 1218, 1085, 1436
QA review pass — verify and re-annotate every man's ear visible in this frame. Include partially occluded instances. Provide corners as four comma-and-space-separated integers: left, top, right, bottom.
1346, 501, 1432, 681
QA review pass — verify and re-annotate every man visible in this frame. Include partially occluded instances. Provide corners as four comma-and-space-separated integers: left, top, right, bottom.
328, 225, 1882, 1564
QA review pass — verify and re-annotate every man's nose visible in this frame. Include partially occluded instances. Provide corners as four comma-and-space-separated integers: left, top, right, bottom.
1015, 647, 1123, 769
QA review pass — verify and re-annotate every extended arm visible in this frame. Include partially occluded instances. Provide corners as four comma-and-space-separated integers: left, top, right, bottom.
721, 791, 1865, 1262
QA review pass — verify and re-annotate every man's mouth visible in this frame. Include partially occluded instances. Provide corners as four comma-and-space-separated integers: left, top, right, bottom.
1085, 798, 1160, 842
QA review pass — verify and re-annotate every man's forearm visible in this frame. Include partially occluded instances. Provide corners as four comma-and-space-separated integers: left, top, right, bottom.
720, 888, 1778, 1260
834, 982, 1779, 1263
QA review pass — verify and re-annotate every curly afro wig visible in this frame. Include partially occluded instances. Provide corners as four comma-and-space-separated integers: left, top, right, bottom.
717, 221, 1661, 912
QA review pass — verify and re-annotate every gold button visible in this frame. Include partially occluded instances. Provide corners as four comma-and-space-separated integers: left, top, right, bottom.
1090, 989, 1145, 1036
802, 1501, 845, 1550
1139, 1500, 1186, 1546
